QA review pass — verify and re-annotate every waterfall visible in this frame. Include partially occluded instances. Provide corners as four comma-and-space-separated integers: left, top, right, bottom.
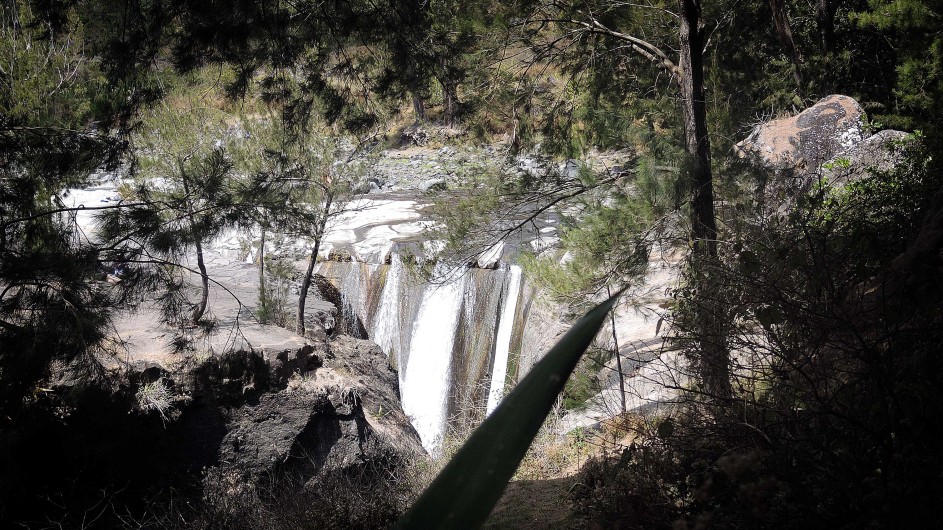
339, 262, 364, 337
487, 265, 523, 414
333, 262, 383, 338
372, 254, 404, 386
323, 253, 538, 454
401, 264, 468, 453
447, 267, 506, 429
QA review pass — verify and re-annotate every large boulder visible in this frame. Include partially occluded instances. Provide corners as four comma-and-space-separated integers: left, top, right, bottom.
7, 332, 422, 526
823, 129, 911, 182
735, 95, 917, 202
119, 332, 422, 491
735, 94, 866, 176
203, 335, 422, 486
420, 177, 447, 192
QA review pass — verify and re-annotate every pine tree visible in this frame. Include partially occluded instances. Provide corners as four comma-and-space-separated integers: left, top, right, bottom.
0, 1, 127, 413
854, 0, 943, 134
97, 88, 240, 325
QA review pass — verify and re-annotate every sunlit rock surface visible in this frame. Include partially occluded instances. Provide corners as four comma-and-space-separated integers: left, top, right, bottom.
62, 175, 424, 480
558, 247, 686, 432
735, 94, 866, 174
735, 94, 916, 206
67, 145, 686, 450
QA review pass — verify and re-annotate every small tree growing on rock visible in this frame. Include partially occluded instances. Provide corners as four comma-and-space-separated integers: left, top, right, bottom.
289, 138, 376, 338
99, 86, 240, 325
233, 116, 376, 336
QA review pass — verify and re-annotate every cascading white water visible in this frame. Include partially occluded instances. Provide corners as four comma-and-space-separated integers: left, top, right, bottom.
486, 265, 523, 414
329, 252, 533, 452
401, 264, 467, 453
339, 262, 363, 336
372, 254, 404, 385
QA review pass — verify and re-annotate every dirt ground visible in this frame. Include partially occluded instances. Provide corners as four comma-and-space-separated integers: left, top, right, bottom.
484, 476, 579, 529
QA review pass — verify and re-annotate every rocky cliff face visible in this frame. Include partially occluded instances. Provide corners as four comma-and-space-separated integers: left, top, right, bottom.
212, 335, 422, 486
5, 325, 423, 527
128, 332, 423, 490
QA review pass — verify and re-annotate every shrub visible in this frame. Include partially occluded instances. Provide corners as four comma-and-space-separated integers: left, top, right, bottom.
136, 379, 176, 421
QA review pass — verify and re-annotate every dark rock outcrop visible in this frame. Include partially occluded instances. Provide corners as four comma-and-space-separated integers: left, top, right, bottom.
1, 328, 422, 526
401, 126, 429, 146
214, 335, 422, 487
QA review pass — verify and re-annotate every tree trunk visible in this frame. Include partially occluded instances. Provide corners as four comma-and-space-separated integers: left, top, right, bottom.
815, 0, 837, 56
678, 0, 717, 258
441, 79, 459, 127
412, 92, 426, 124
258, 228, 267, 320
510, 106, 521, 156
180, 163, 210, 324
297, 192, 334, 336
608, 287, 626, 414
192, 237, 209, 323
261, 229, 266, 278
677, 0, 732, 402
769, 0, 803, 88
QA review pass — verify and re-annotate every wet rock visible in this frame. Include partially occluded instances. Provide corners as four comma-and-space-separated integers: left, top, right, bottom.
313, 273, 366, 337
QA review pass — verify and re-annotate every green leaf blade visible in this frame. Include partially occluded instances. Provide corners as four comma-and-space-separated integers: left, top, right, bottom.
394, 290, 623, 530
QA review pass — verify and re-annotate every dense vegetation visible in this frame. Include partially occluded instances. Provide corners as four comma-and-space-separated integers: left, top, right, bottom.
2, 0, 943, 527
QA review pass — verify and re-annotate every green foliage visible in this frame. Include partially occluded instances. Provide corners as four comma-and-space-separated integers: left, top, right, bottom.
96, 69, 378, 330
562, 347, 609, 411
569, 441, 680, 530
233, 110, 378, 334
157, 0, 467, 133
654, 136, 943, 529
96, 84, 243, 324
256, 256, 293, 326
6, 0, 943, 527
851, 0, 943, 133
811, 134, 935, 272
1, 3, 92, 127
522, 179, 656, 305
136, 464, 415, 530
421, 0, 504, 124
0, 1, 130, 414
428, 158, 504, 256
